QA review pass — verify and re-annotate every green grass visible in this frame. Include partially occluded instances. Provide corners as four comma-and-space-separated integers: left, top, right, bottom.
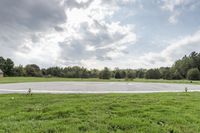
0, 93, 200, 133
0, 77, 123, 84
0, 77, 200, 85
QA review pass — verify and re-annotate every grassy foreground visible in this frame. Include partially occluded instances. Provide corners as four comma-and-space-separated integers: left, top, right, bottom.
0, 77, 200, 85
0, 93, 200, 133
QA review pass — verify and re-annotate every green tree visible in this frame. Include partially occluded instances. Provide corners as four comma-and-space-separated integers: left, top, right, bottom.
25, 64, 42, 77
145, 69, 161, 79
81, 68, 89, 78
187, 68, 200, 80
0, 58, 15, 76
159, 67, 172, 80
114, 69, 122, 79
172, 70, 182, 79
120, 70, 127, 79
0, 57, 5, 77
190, 52, 200, 70
41, 68, 48, 76
126, 69, 136, 80
90, 69, 99, 78
46, 67, 63, 77
173, 57, 192, 78
13, 65, 26, 76
136, 69, 146, 78
99, 67, 111, 79
3, 58, 14, 76
0, 57, 5, 72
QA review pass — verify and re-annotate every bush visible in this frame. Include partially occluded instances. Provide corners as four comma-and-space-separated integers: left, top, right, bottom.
187, 68, 200, 80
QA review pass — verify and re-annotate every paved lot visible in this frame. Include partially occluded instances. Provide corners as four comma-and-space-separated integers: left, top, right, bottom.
0, 82, 200, 94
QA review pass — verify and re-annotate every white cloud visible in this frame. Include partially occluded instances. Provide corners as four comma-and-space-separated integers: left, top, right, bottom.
168, 11, 180, 24
161, 0, 185, 12
0, 0, 136, 68
137, 30, 200, 68
160, 0, 196, 24
1, 0, 200, 69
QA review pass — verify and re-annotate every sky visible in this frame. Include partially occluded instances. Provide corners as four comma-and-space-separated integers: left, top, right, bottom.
0, 0, 200, 69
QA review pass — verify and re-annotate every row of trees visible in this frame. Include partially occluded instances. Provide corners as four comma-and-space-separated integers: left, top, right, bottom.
0, 51, 200, 80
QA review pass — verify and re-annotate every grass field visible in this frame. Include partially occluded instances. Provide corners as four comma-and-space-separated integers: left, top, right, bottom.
0, 77, 200, 85
0, 93, 200, 133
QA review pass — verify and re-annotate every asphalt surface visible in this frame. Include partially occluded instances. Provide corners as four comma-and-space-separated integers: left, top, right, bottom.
0, 82, 200, 94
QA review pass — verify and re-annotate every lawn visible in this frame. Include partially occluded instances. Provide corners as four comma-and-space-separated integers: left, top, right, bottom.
0, 93, 200, 133
0, 77, 200, 85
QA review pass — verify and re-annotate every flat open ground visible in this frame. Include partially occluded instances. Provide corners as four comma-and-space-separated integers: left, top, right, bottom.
0, 93, 200, 133
0, 82, 200, 94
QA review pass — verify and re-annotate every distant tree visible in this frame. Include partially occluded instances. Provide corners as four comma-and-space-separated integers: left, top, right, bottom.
41, 68, 47, 76
145, 69, 161, 79
173, 56, 193, 78
1, 51, 200, 80
187, 68, 200, 80
172, 51, 200, 79
63, 67, 72, 78
90, 69, 99, 78
25, 64, 41, 77
70, 66, 82, 78
99, 67, 111, 79
172, 70, 182, 80
0, 57, 5, 72
13, 65, 26, 76
136, 69, 146, 78
46, 67, 63, 77
190, 51, 200, 70
159, 67, 172, 80
81, 68, 89, 78
120, 70, 127, 79
114, 69, 122, 79
4, 58, 14, 76
126, 69, 136, 80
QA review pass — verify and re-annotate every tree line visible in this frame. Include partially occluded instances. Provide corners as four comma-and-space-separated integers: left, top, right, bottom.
0, 51, 200, 80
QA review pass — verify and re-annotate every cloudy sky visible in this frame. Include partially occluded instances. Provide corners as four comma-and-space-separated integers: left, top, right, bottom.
0, 0, 200, 69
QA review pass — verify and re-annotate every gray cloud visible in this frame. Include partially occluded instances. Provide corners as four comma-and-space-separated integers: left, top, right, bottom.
0, 0, 136, 68
54, 26, 64, 32
59, 21, 131, 62
65, 0, 93, 9
0, 0, 66, 31
0, 0, 67, 62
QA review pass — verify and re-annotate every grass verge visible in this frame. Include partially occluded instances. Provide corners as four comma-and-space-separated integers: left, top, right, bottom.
0, 93, 200, 133
0, 77, 200, 85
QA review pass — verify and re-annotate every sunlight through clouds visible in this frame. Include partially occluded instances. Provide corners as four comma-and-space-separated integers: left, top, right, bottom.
0, 0, 200, 69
